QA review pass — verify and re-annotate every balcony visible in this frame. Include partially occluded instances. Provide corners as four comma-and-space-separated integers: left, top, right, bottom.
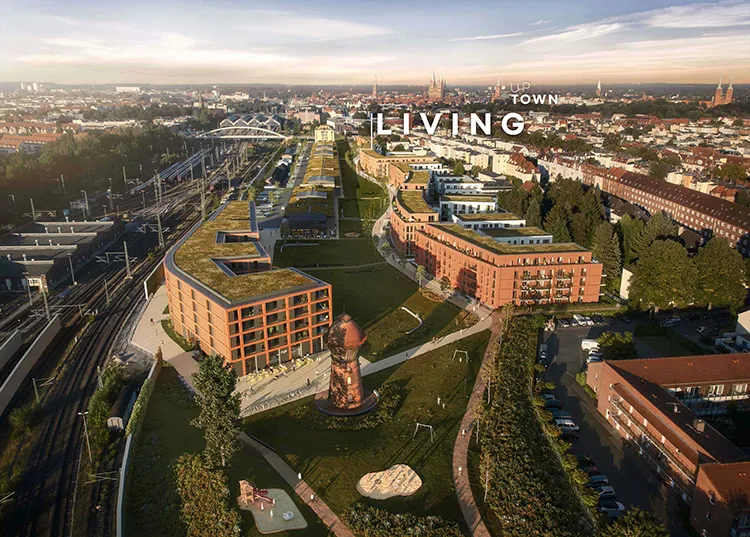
291, 330, 310, 343
266, 312, 287, 325
314, 314, 330, 326
610, 399, 696, 486
291, 306, 309, 319
292, 295, 309, 306
314, 290, 329, 301
314, 302, 329, 313
292, 319, 309, 331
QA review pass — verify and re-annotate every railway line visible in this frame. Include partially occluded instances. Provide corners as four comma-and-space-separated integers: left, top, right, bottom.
1, 203, 199, 537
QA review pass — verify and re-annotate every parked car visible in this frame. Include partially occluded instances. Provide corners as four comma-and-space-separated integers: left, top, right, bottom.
592, 315, 605, 325
544, 399, 563, 410
618, 316, 631, 324
554, 418, 580, 432
568, 317, 579, 327
598, 500, 626, 518
558, 319, 570, 328
541, 393, 557, 402
697, 326, 711, 335
586, 355, 603, 364
583, 316, 594, 326
585, 475, 609, 487
594, 485, 617, 500
549, 409, 573, 420
576, 456, 599, 475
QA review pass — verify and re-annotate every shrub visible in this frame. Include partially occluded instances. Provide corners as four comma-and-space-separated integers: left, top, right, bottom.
88, 365, 125, 452
126, 377, 154, 436
290, 383, 402, 431
161, 320, 196, 352
345, 503, 463, 537
8, 402, 41, 436
576, 372, 598, 399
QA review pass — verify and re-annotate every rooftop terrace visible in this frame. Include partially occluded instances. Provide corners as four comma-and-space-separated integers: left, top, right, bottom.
455, 212, 523, 221
482, 226, 551, 238
431, 224, 588, 255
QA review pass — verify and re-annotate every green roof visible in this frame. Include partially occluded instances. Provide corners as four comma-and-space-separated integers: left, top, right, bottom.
393, 162, 411, 173
398, 190, 435, 214
454, 212, 522, 221
174, 201, 317, 301
442, 195, 496, 203
406, 170, 430, 184
433, 224, 588, 255
482, 226, 551, 238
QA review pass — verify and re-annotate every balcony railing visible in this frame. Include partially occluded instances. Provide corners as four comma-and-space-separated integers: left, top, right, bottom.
610, 399, 696, 485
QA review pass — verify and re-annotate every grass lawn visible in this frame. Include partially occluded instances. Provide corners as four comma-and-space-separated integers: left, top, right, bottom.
311, 265, 462, 361
337, 140, 386, 220
244, 330, 491, 529
274, 239, 381, 268
636, 335, 698, 358
338, 219, 363, 235
124, 365, 329, 537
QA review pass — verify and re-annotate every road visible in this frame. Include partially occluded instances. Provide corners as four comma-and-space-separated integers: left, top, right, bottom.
542, 323, 693, 536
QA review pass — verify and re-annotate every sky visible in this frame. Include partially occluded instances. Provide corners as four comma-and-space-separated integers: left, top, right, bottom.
1, 0, 749, 86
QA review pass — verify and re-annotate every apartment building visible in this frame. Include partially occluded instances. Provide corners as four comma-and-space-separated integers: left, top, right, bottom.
691, 462, 750, 537
586, 355, 750, 505
439, 195, 497, 220
600, 171, 750, 253
388, 162, 430, 190
390, 189, 439, 256
164, 201, 332, 376
414, 223, 603, 307
358, 147, 438, 178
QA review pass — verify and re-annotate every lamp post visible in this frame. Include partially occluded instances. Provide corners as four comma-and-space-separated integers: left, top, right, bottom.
68, 253, 77, 286
8, 194, 16, 217
78, 411, 92, 463
23, 272, 32, 306
80, 190, 89, 219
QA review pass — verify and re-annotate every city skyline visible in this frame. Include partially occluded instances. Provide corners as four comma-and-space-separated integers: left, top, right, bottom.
1, 0, 749, 85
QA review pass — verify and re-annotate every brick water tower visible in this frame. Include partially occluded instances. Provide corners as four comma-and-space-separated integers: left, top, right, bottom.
317, 313, 378, 416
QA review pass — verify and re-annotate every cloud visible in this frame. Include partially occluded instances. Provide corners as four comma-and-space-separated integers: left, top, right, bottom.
644, 0, 750, 28
531, 20, 550, 26
450, 32, 523, 42
237, 12, 392, 41
520, 22, 623, 45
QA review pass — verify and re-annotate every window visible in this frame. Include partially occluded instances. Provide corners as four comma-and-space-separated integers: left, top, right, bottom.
732, 383, 748, 395
708, 385, 724, 396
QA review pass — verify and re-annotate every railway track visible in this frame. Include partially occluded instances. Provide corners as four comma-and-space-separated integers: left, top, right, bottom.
2, 206, 201, 537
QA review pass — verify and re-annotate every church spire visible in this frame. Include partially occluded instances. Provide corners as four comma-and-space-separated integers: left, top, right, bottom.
728, 73, 733, 89
718, 76, 723, 89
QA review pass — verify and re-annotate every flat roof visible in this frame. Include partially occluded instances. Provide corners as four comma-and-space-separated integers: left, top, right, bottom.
442, 195, 496, 203
406, 170, 430, 185
455, 212, 523, 221
398, 190, 435, 214
482, 226, 550, 238
431, 224, 589, 255
171, 201, 322, 303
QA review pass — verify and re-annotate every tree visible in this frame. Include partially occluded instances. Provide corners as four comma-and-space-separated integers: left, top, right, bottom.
453, 162, 466, 176
602, 133, 621, 151
544, 204, 572, 242
524, 198, 542, 227
470, 165, 482, 177
712, 162, 748, 182
415, 265, 426, 287
591, 222, 622, 291
597, 331, 637, 361
733, 118, 745, 127
173, 453, 241, 537
693, 238, 747, 312
570, 213, 590, 245
191, 355, 241, 467
439, 275, 451, 293
279, 219, 290, 242
649, 160, 670, 180
598, 508, 669, 537
630, 212, 677, 261
629, 240, 696, 312
618, 214, 646, 265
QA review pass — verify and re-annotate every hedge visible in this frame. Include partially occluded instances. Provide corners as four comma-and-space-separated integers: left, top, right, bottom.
478, 315, 595, 537
125, 378, 154, 436
345, 503, 463, 537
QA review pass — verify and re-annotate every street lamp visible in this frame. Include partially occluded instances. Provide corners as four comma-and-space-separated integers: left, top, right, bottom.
80, 190, 89, 219
8, 194, 16, 216
23, 272, 33, 306
67, 253, 77, 286
78, 411, 92, 463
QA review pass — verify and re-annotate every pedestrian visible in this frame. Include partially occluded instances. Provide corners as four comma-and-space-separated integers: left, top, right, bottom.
461, 429, 466, 438
298, 472, 302, 481
150, 318, 154, 325
458, 466, 463, 476
310, 493, 315, 502
307, 378, 311, 386
442, 402, 446, 410
315, 368, 318, 376
437, 395, 441, 406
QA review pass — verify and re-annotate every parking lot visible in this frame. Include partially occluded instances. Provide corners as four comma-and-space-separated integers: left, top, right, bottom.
541, 318, 693, 535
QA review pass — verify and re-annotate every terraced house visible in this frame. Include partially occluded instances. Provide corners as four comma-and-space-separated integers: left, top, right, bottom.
164, 200, 332, 376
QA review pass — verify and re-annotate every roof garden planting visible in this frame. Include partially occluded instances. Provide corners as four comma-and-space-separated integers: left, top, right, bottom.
397, 190, 435, 215
433, 224, 588, 255
173, 201, 317, 301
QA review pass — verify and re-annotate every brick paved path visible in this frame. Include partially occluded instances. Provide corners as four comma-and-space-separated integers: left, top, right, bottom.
238, 432, 355, 537
452, 312, 503, 537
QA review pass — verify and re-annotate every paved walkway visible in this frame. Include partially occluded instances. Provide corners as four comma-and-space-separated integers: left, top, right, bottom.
304, 261, 386, 271
452, 311, 503, 537
130, 284, 200, 392
238, 432, 355, 537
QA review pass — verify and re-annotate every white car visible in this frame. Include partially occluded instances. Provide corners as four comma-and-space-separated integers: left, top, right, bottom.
583, 316, 594, 326
554, 418, 580, 432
